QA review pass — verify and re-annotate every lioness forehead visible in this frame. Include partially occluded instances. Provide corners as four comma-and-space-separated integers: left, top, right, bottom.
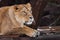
17, 3, 31, 9
15, 3, 31, 12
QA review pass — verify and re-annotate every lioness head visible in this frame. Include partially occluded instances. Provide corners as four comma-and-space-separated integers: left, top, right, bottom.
13, 3, 34, 25
10, 3, 34, 25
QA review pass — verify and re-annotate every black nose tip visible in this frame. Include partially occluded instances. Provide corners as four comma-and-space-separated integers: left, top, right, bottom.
30, 17, 32, 19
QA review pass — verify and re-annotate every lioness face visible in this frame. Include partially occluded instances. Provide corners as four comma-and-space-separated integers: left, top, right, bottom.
14, 3, 34, 25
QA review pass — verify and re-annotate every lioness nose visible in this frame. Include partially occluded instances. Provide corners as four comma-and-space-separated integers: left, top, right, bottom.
29, 17, 32, 19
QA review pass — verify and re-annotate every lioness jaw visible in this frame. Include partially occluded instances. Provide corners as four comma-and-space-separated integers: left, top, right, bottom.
0, 3, 40, 37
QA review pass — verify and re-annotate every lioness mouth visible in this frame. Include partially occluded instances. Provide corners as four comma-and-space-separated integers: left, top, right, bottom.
24, 21, 32, 26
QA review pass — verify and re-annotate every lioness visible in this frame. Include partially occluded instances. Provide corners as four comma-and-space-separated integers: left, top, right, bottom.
0, 3, 39, 37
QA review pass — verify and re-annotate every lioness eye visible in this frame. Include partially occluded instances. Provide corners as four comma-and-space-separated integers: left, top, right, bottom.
23, 11, 27, 15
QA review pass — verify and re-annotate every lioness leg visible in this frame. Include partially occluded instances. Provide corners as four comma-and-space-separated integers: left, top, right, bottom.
20, 25, 39, 37
11, 25, 39, 37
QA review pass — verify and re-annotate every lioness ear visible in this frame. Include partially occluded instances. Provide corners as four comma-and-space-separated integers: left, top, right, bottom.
25, 3, 31, 10
26, 3, 31, 7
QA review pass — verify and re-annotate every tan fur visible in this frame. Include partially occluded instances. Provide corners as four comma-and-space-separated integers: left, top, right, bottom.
0, 3, 38, 37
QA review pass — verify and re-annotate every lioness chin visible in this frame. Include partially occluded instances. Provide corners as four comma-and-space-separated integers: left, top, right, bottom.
0, 3, 39, 37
